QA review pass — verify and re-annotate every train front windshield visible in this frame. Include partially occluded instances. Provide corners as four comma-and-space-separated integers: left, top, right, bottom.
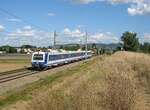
33, 54, 43, 60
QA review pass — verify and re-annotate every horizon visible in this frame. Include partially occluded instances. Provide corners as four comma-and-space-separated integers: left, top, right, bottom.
0, 42, 120, 48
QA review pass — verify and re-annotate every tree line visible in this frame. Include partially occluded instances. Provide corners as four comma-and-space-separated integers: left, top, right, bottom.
120, 32, 150, 53
0, 45, 36, 53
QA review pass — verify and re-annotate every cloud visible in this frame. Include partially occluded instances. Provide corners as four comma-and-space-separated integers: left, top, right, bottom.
70, 0, 150, 15
62, 27, 119, 44
1, 26, 53, 46
89, 32, 119, 43
141, 33, 150, 42
0, 26, 119, 46
7, 18, 21, 22
109, 0, 150, 15
0, 25, 54, 46
63, 28, 71, 34
48, 12, 56, 16
127, 2, 150, 15
72, 0, 97, 4
61, 28, 85, 44
8, 26, 35, 37
8, 29, 35, 37
77, 24, 86, 29
63, 28, 85, 38
23, 25, 32, 30
0, 25, 5, 32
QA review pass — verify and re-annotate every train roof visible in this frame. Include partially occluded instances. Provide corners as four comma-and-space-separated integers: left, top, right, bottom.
32, 51, 92, 55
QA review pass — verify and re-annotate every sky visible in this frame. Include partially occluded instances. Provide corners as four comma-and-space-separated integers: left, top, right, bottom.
0, 0, 150, 46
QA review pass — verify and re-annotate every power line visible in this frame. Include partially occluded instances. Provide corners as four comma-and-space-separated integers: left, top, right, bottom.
0, 7, 49, 32
0, 30, 12, 34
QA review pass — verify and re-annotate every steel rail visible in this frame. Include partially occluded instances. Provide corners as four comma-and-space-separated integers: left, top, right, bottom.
0, 71, 39, 83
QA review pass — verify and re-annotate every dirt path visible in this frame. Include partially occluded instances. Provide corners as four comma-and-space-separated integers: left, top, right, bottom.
0, 64, 29, 73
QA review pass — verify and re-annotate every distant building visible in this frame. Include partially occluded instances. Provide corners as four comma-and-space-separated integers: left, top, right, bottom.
0, 51, 6, 54
16, 48, 21, 53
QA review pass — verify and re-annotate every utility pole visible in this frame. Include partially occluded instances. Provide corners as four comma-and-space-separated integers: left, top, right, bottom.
79, 39, 82, 50
53, 31, 57, 50
85, 31, 88, 56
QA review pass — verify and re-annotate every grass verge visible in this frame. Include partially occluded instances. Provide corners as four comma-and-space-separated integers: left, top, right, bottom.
0, 59, 92, 108
28, 52, 147, 110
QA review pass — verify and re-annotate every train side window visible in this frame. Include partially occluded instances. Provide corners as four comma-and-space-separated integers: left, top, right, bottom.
49, 55, 54, 61
66, 54, 68, 58
56, 55, 59, 60
54, 55, 56, 60
61, 54, 64, 59
54, 55, 57, 60
69, 54, 71, 58
63, 54, 66, 59
63, 54, 65, 59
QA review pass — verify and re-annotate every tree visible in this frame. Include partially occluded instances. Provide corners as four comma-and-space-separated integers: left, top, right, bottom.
140, 42, 150, 53
21, 45, 36, 48
92, 43, 96, 49
0, 45, 17, 53
121, 32, 139, 51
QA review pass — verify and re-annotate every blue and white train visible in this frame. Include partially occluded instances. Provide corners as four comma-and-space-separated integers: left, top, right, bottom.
31, 51, 92, 70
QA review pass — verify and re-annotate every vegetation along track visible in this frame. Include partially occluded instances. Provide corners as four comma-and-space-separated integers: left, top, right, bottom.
0, 68, 39, 83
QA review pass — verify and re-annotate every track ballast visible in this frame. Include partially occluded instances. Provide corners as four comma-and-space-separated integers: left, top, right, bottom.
0, 68, 39, 83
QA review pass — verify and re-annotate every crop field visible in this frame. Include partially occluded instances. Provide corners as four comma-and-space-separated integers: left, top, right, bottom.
0, 51, 150, 110
0, 54, 31, 64
0, 54, 31, 72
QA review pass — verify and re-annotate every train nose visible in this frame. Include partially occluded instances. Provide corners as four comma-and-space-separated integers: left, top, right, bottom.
32, 62, 39, 68
32, 62, 46, 70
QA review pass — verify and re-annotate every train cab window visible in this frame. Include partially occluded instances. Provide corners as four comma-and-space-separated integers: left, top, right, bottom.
33, 54, 43, 60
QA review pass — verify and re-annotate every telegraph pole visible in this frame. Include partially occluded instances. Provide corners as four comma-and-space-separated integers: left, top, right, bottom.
79, 39, 82, 50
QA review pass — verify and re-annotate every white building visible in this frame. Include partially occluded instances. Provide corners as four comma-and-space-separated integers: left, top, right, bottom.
0, 51, 6, 54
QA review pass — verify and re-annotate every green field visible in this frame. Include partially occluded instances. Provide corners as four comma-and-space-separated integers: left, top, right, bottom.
0, 54, 31, 64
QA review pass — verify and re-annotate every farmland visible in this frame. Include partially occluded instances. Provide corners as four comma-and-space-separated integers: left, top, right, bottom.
0, 51, 150, 110
0, 54, 31, 72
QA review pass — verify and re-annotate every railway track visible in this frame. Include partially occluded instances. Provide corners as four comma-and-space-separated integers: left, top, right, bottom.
0, 68, 39, 83
0, 57, 94, 84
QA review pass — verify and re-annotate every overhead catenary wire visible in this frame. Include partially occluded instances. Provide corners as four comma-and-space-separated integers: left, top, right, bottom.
0, 7, 49, 32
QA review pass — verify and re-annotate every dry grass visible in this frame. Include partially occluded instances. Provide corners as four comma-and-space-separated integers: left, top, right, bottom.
23, 52, 150, 110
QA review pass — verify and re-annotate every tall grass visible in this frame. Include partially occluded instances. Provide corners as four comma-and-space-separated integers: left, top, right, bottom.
102, 72, 146, 110
26, 52, 148, 110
